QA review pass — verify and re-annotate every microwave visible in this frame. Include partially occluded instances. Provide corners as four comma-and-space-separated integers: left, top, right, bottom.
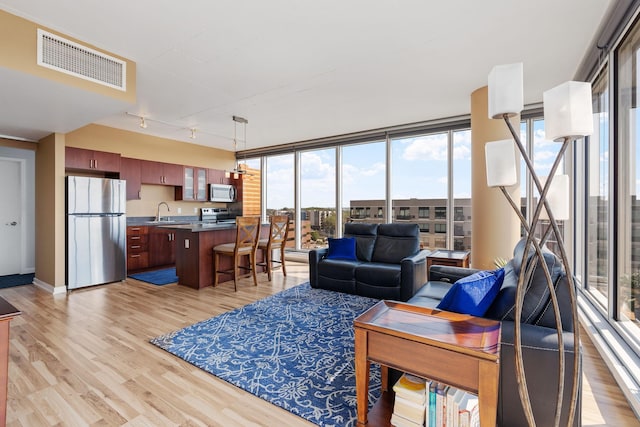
209, 184, 237, 202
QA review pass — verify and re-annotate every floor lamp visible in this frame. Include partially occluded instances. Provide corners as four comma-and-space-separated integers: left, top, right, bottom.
485, 63, 593, 427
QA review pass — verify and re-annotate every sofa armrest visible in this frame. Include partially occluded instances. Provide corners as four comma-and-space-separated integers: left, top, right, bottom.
428, 265, 480, 283
308, 248, 328, 288
399, 249, 430, 301
498, 321, 581, 427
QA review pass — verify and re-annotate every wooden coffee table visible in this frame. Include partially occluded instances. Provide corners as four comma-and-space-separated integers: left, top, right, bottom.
354, 301, 501, 426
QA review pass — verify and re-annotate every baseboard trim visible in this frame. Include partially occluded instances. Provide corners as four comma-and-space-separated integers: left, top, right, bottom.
33, 278, 67, 295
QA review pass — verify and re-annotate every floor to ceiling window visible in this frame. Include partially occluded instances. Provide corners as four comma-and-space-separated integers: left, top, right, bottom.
452, 130, 471, 251
265, 153, 295, 246
300, 148, 336, 249
532, 118, 565, 256
391, 132, 449, 249
617, 25, 640, 328
342, 141, 386, 228
587, 67, 611, 310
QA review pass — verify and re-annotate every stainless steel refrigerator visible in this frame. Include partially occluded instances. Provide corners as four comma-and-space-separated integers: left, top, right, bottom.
66, 176, 126, 290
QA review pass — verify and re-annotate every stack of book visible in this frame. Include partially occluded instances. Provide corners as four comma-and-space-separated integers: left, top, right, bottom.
391, 374, 480, 427
390, 373, 427, 427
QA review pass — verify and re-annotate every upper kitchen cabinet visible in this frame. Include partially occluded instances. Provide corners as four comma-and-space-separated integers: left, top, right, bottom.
65, 147, 121, 173
120, 157, 142, 200
208, 168, 229, 185
140, 160, 183, 186
176, 166, 207, 201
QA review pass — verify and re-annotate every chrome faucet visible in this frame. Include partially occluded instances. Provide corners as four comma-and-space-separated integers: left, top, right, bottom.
156, 201, 170, 222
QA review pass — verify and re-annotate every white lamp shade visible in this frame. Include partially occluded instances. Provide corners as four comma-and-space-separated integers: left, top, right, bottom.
543, 81, 594, 141
485, 139, 519, 187
540, 174, 570, 221
488, 63, 524, 119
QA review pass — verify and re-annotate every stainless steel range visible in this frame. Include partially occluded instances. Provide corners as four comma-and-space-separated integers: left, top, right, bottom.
200, 208, 236, 224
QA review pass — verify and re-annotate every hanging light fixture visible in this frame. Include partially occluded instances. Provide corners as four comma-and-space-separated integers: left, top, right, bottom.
227, 115, 249, 179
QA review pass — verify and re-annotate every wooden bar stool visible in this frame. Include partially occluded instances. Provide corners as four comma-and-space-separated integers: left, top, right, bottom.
213, 216, 261, 291
257, 215, 289, 281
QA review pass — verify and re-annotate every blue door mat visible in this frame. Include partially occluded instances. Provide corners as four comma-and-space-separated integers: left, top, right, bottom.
128, 268, 178, 285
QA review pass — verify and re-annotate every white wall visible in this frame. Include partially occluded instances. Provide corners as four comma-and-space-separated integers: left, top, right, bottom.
0, 146, 35, 272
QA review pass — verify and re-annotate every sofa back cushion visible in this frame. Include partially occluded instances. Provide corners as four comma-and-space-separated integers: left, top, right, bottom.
485, 238, 566, 327
371, 223, 420, 264
344, 222, 378, 262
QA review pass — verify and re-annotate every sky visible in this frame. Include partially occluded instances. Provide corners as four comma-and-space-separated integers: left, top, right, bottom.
253, 119, 563, 210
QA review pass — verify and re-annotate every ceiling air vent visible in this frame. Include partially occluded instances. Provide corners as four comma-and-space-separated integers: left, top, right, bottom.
37, 29, 126, 91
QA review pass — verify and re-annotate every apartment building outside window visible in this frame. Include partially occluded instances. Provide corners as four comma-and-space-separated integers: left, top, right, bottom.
434, 223, 446, 234
397, 207, 412, 220
434, 207, 446, 219
419, 207, 430, 218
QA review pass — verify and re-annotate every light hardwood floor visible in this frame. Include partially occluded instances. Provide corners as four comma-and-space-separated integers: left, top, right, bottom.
0, 262, 637, 426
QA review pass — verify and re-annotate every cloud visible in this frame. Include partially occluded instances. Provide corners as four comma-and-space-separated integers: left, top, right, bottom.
453, 141, 471, 160
401, 134, 448, 161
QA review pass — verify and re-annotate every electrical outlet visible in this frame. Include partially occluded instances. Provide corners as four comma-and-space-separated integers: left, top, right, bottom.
177, 207, 182, 214
194, 207, 198, 213
184, 239, 190, 249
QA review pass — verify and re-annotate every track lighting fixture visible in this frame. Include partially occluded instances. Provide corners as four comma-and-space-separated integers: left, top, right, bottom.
126, 112, 206, 140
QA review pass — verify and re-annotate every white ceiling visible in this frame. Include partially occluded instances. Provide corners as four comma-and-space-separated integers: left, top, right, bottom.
0, 0, 613, 151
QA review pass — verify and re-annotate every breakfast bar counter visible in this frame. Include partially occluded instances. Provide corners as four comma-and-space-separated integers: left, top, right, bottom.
163, 223, 268, 289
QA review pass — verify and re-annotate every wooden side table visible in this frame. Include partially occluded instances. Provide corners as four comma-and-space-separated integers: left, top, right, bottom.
354, 301, 500, 427
426, 250, 470, 276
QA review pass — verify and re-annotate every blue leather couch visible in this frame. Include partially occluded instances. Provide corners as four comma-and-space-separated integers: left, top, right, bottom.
308, 223, 429, 301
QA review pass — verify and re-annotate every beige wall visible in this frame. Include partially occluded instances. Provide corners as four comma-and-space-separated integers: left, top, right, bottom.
65, 124, 234, 167
35, 133, 66, 291
470, 86, 521, 269
0, 9, 135, 104
65, 124, 236, 218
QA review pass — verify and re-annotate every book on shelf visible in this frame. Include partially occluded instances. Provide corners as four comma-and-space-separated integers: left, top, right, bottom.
392, 375, 480, 427
391, 412, 425, 427
427, 381, 437, 427
393, 373, 427, 405
393, 394, 426, 425
458, 392, 479, 427
435, 383, 449, 427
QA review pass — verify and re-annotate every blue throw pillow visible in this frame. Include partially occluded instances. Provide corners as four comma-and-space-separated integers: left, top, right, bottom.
436, 268, 505, 317
326, 237, 357, 261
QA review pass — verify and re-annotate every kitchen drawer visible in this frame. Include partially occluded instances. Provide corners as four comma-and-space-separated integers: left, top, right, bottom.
128, 241, 148, 253
127, 225, 148, 236
127, 252, 149, 271
127, 234, 148, 246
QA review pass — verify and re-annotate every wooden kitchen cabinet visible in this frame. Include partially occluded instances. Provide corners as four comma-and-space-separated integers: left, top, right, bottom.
127, 226, 149, 272
148, 227, 176, 268
65, 147, 121, 173
120, 157, 142, 200
140, 160, 183, 186
208, 168, 229, 185
176, 166, 208, 201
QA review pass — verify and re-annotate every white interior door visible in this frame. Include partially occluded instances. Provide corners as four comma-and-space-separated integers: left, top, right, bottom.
0, 158, 22, 275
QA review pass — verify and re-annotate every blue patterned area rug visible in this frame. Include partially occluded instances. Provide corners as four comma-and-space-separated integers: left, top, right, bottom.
128, 268, 178, 285
150, 282, 381, 426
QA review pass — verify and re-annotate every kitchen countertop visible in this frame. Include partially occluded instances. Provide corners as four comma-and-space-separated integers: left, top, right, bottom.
155, 222, 239, 232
